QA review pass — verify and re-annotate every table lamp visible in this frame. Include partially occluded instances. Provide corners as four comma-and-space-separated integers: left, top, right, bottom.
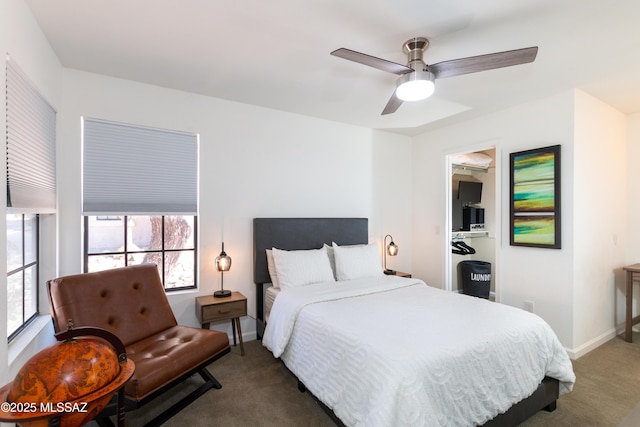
384, 234, 398, 275
214, 242, 232, 297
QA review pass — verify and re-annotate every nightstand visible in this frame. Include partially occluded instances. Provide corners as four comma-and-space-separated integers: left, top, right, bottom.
384, 271, 411, 278
196, 292, 247, 356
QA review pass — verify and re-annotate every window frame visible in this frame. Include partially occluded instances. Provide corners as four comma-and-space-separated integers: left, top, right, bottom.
83, 215, 198, 291
7, 214, 40, 342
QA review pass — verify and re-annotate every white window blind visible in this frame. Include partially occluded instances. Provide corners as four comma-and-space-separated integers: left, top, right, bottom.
82, 118, 198, 215
6, 57, 57, 213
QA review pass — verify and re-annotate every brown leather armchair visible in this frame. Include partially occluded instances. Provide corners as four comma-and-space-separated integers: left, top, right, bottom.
47, 264, 230, 426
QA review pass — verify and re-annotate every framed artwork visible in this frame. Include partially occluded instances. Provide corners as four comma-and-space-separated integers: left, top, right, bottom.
510, 144, 561, 248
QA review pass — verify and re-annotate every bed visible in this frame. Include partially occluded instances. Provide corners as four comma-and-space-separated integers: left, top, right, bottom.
253, 218, 575, 427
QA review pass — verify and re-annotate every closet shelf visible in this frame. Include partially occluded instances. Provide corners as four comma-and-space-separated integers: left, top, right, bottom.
452, 163, 489, 173
452, 230, 489, 239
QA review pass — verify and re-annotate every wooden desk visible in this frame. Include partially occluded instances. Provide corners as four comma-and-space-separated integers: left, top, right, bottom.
196, 292, 247, 356
623, 264, 640, 342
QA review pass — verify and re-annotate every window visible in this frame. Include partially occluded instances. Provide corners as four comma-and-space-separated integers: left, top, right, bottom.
82, 118, 198, 290
84, 215, 196, 290
6, 214, 39, 340
6, 56, 56, 341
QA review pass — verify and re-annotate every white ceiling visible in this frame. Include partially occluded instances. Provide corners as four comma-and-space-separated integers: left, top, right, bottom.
24, 0, 640, 136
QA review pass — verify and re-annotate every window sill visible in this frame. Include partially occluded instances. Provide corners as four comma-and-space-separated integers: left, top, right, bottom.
8, 315, 53, 366
165, 287, 199, 297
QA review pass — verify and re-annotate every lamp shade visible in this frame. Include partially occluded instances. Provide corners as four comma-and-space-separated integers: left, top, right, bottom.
215, 242, 232, 272
396, 69, 435, 101
387, 240, 398, 256
214, 242, 232, 298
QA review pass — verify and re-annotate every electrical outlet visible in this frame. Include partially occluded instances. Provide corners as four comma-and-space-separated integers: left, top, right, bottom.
523, 300, 534, 313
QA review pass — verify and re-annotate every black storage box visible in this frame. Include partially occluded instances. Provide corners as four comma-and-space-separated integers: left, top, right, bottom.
462, 206, 485, 231
458, 260, 491, 299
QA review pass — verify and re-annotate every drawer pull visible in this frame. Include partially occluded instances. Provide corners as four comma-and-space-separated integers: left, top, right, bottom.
218, 309, 230, 314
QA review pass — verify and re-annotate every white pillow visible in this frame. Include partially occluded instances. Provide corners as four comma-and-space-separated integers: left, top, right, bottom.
265, 249, 280, 288
323, 243, 336, 279
332, 242, 383, 281
271, 246, 335, 290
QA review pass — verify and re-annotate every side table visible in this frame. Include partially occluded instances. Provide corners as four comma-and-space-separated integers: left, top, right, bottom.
384, 271, 412, 278
196, 292, 247, 356
623, 264, 640, 342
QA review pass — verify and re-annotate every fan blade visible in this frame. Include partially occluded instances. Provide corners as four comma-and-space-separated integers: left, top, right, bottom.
381, 92, 403, 115
331, 48, 413, 75
429, 46, 538, 79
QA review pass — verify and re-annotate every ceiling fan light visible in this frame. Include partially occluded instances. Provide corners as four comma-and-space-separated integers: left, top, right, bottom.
396, 70, 435, 101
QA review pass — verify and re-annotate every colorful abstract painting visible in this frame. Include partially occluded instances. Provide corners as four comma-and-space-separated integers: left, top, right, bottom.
510, 145, 561, 248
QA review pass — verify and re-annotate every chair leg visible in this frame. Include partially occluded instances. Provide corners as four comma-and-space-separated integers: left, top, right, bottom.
144, 369, 222, 426
199, 367, 222, 389
95, 417, 116, 427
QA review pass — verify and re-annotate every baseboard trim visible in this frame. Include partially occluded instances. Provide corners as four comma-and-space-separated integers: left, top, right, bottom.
241, 331, 258, 342
567, 328, 618, 359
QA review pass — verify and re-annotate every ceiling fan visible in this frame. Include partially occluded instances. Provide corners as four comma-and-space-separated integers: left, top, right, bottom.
331, 37, 538, 115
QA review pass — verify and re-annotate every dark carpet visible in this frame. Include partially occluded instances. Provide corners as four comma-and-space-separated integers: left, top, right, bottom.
93, 331, 640, 426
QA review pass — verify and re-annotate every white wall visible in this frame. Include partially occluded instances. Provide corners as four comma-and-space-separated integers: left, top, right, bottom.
412, 91, 576, 348
572, 91, 627, 353
1, 0, 63, 385
57, 69, 413, 340
412, 89, 630, 356
371, 131, 413, 274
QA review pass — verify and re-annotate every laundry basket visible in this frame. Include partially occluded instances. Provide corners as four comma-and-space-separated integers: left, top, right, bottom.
458, 260, 491, 299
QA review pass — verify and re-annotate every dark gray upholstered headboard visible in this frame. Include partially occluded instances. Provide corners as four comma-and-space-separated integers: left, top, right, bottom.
253, 217, 368, 284
252, 217, 368, 338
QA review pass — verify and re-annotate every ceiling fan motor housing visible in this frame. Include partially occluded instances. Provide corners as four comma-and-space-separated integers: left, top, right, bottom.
403, 37, 429, 70
395, 37, 434, 101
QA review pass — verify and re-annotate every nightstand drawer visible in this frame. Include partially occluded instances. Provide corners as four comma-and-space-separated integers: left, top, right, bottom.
201, 300, 246, 322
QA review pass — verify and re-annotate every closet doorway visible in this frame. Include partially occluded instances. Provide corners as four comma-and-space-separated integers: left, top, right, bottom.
446, 148, 497, 298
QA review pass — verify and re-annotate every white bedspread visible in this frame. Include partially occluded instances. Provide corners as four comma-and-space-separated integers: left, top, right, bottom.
262, 276, 575, 427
